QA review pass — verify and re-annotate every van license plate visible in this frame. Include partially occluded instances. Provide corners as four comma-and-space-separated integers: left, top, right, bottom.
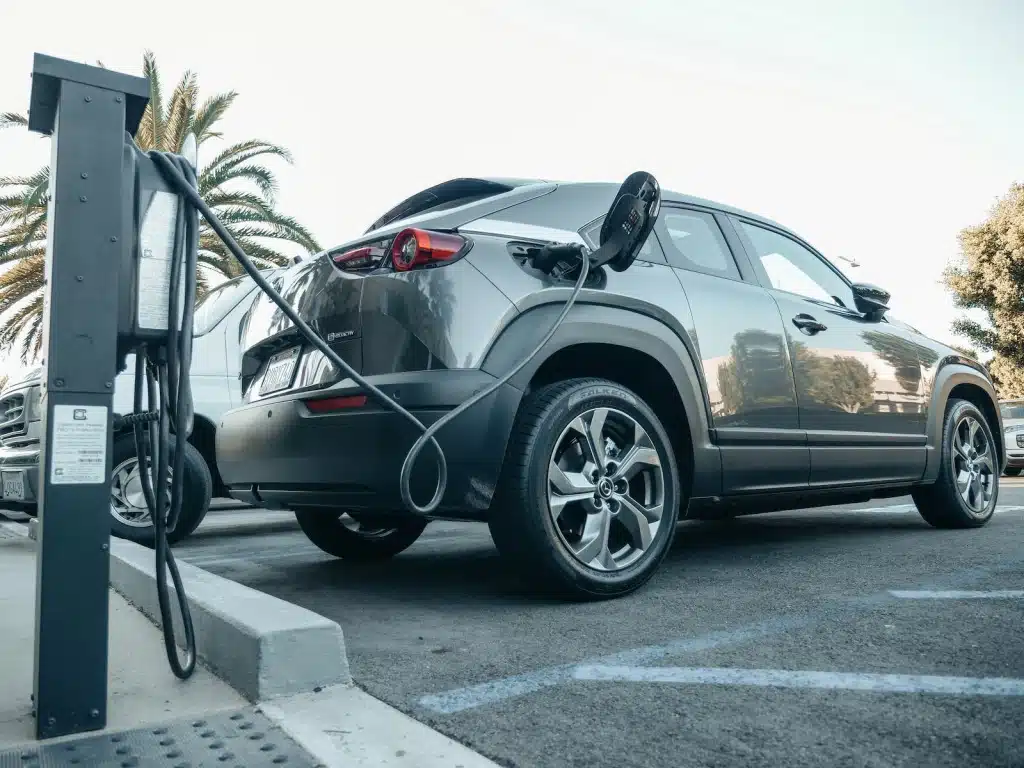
260, 347, 301, 395
2, 471, 25, 501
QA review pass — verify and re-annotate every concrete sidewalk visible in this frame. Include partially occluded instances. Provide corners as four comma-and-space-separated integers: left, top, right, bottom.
0, 529, 247, 746
0, 521, 500, 767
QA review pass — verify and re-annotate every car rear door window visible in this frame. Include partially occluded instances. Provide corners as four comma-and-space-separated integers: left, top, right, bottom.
739, 221, 856, 309
657, 209, 740, 280
580, 218, 665, 263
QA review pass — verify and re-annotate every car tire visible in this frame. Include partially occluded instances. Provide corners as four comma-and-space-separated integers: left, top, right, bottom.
109, 433, 213, 546
489, 377, 681, 600
912, 398, 998, 529
294, 509, 428, 560
1003, 467, 1021, 477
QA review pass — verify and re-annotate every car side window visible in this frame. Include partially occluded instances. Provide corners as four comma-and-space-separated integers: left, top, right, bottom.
657, 209, 740, 280
739, 221, 855, 309
581, 218, 664, 263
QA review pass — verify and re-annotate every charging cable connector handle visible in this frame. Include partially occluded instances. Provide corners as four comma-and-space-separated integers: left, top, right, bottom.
530, 242, 586, 275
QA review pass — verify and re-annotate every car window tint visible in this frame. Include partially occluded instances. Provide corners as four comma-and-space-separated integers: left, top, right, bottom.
581, 218, 663, 263
659, 210, 739, 279
740, 222, 854, 308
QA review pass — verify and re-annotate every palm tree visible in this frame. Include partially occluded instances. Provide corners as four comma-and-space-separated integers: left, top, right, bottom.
0, 51, 321, 363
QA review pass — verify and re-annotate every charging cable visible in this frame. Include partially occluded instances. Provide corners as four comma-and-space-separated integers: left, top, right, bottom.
150, 153, 611, 520
130, 150, 200, 679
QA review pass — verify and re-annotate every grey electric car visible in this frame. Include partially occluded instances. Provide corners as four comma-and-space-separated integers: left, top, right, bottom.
215, 177, 1004, 598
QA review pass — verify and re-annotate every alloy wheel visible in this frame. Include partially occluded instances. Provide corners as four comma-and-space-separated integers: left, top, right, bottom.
547, 407, 665, 571
109, 456, 172, 528
951, 414, 995, 516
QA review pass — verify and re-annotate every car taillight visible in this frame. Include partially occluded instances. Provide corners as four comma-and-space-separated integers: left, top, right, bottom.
332, 241, 388, 272
305, 394, 368, 413
390, 229, 468, 272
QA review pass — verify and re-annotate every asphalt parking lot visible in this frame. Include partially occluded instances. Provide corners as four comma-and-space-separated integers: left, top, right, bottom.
167, 482, 1024, 768
6, 486, 1024, 767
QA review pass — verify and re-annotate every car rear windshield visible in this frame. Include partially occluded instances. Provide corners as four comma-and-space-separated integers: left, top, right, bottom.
1000, 402, 1024, 420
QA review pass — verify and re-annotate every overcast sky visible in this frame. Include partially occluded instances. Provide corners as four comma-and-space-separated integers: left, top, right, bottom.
1, 0, 1022, 381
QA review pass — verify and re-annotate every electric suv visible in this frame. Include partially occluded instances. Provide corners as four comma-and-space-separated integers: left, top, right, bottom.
215, 178, 1004, 598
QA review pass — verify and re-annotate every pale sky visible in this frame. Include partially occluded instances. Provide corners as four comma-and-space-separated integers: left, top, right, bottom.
1, 0, 1022, 381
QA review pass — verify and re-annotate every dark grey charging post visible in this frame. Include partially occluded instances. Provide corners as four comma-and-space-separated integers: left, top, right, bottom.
26, 53, 149, 740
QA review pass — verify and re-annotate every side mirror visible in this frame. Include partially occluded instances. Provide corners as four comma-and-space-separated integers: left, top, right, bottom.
597, 171, 661, 272
852, 282, 890, 318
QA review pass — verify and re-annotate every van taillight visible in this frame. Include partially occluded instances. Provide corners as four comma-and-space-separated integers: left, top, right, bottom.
390, 229, 468, 272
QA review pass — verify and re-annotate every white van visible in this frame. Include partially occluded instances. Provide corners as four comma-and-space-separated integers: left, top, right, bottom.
0, 269, 282, 544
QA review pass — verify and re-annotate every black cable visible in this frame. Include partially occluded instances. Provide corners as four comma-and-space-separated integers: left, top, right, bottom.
131, 150, 200, 680
149, 152, 593, 518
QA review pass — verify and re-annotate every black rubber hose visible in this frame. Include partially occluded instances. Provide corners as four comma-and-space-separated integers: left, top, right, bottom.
149, 152, 593, 516
130, 150, 199, 681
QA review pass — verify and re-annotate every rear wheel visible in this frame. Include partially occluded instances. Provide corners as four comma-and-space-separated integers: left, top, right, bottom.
912, 398, 998, 529
1003, 467, 1021, 477
294, 509, 428, 560
489, 378, 681, 599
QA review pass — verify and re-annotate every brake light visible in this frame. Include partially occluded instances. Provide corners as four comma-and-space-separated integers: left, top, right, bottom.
305, 394, 368, 413
390, 229, 467, 271
332, 241, 388, 271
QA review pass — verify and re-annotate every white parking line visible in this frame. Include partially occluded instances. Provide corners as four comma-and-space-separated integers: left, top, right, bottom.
417, 615, 810, 714
573, 665, 1024, 696
890, 590, 1024, 599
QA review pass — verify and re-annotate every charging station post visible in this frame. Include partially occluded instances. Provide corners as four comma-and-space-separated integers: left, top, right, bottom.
26, 54, 149, 740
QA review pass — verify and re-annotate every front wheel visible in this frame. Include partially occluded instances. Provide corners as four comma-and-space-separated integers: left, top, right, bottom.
912, 398, 998, 529
294, 509, 428, 560
1003, 467, 1021, 477
489, 378, 681, 599
108, 433, 213, 545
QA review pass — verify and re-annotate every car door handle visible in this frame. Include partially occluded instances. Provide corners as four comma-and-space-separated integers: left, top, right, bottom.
792, 314, 827, 334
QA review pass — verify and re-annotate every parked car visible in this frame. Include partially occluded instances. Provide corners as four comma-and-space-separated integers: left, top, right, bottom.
214, 177, 1004, 598
998, 399, 1024, 476
0, 268, 285, 544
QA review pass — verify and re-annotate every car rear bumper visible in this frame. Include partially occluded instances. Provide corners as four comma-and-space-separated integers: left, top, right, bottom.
215, 370, 522, 520
0, 444, 41, 506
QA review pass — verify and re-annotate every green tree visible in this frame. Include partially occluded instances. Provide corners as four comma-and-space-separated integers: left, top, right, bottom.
0, 51, 321, 363
0, 372, 7, 393
945, 182, 1024, 397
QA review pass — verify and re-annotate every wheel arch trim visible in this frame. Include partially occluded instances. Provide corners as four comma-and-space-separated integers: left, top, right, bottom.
479, 301, 721, 497
923, 362, 1005, 482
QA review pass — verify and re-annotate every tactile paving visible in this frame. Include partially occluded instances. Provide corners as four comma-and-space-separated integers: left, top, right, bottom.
0, 707, 317, 767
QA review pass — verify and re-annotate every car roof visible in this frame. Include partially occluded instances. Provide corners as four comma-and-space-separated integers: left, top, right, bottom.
534, 179, 795, 237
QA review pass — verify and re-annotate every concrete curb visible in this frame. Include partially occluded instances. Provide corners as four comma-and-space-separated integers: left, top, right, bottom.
5, 519, 351, 701
108, 537, 351, 702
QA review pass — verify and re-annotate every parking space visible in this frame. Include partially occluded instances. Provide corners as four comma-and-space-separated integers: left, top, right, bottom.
6, 489, 1023, 766
161, 490, 1024, 767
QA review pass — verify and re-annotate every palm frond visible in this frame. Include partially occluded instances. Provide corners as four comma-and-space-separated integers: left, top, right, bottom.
0, 245, 45, 266
201, 140, 293, 179
191, 92, 237, 145
137, 50, 165, 150
164, 70, 199, 152
0, 295, 43, 350
0, 112, 28, 130
201, 192, 277, 217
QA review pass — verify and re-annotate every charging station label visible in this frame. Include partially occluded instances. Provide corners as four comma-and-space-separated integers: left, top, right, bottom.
50, 405, 108, 485
137, 191, 179, 331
